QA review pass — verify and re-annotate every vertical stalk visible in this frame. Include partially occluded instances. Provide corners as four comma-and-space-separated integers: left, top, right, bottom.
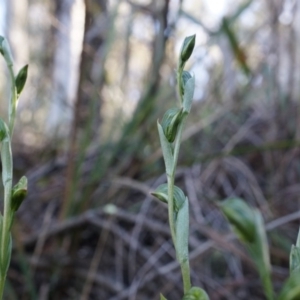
167, 174, 176, 246
7, 65, 17, 135
166, 121, 186, 247
0, 137, 13, 299
169, 119, 191, 293
0, 183, 12, 298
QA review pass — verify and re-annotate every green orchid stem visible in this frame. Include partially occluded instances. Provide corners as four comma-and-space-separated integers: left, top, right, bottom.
7, 64, 17, 135
174, 118, 191, 293
167, 174, 177, 246
167, 114, 191, 294
0, 183, 12, 298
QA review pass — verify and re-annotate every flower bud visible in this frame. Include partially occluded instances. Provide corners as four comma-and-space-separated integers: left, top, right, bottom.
180, 34, 196, 65
161, 107, 184, 143
11, 176, 27, 212
15, 65, 28, 95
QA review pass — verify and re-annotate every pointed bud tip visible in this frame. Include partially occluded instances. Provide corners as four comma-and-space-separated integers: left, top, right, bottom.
15, 64, 29, 95
180, 34, 196, 63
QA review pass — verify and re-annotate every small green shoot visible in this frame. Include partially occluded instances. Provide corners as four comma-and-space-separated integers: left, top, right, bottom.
221, 198, 300, 299
220, 198, 273, 299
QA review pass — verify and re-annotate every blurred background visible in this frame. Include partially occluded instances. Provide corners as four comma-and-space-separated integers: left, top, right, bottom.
0, 0, 300, 299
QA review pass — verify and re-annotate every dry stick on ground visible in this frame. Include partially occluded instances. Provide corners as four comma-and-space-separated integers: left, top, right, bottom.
31, 202, 56, 276
128, 241, 177, 300
88, 217, 178, 288
127, 174, 166, 282
128, 197, 156, 281
184, 168, 205, 224
79, 213, 115, 300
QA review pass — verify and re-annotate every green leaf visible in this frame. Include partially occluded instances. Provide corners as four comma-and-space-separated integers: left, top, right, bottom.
219, 198, 256, 243
0, 36, 13, 66
11, 176, 27, 212
251, 211, 273, 299
161, 108, 184, 143
182, 76, 195, 113
151, 184, 186, 212
160, 294, 168, 300
157, 122, 174, 176
277, 270, 300, 300
175, 197, 189, 264
183, 287, 209, 300
180, 34, 196, 65
15, 65, 28, 95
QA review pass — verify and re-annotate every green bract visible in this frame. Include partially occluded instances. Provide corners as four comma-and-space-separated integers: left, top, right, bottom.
151, 183, 185, 212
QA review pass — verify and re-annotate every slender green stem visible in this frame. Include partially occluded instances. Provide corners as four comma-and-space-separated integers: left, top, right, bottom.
171, 118, 191, 293
172, 118, 186, 175
181, 258, 191, 293
167, 174, 176, 246
0, 183, 12, 296
0, 138, 13, 298
7, 65, 17, 135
